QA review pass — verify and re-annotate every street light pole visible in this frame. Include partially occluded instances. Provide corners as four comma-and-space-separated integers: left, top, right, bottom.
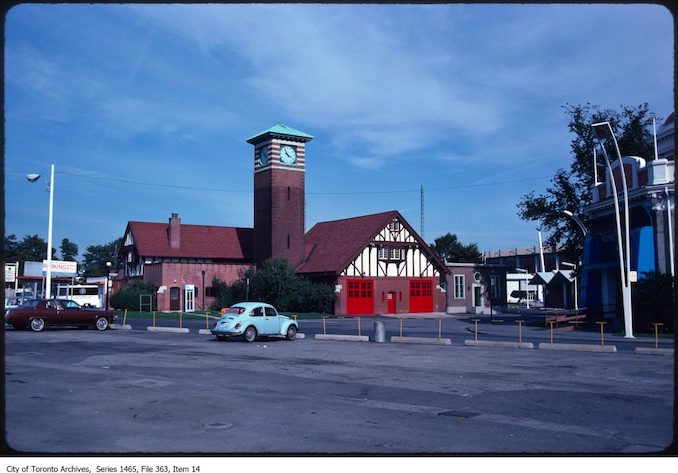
591, 122, 633, 338
27, 164, 55, 299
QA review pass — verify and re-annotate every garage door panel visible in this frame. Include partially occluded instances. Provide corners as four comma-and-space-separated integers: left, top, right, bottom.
347, 279, 374, 315
409, 279, 433, 313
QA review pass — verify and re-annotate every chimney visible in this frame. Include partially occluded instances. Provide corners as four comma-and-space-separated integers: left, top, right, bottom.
169, 213, 181, 249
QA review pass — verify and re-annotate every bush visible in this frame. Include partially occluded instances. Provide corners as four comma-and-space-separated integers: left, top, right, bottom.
632, 271, 674, 333
209, 258, 336, 313
110, 280, 157, 311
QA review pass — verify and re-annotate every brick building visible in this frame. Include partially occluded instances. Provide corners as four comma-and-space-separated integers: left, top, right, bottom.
114, 124, 447, 314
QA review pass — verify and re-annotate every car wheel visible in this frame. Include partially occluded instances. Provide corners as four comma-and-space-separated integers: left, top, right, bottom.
95, 317, 109, 331
30, 318, 46, 332
243, 326, 257, 343
286, 325, 297, 341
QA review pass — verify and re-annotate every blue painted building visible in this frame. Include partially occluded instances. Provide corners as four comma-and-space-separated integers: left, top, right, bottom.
581, 113, 674, 326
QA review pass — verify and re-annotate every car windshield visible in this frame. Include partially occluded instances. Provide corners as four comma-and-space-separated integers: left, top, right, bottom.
226, 306, 246, 315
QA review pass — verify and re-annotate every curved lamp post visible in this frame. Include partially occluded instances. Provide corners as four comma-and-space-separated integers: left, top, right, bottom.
26, 164, 55, 299
591, 122, 633, 338
563, 210, 587, 313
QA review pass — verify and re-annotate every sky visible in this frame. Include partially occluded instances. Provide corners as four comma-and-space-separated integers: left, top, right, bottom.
3, 3, 674, 263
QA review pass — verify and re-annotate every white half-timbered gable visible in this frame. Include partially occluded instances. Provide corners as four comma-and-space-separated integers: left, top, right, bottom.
341, 217, 440, 278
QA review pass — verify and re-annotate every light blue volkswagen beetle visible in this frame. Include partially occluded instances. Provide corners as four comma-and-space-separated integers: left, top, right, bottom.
211, 302, 298, 342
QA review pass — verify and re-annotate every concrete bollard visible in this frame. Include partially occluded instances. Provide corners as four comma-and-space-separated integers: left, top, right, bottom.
373, 321, 386, 343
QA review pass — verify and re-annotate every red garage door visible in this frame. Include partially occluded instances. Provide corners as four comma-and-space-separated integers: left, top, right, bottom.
409, 279, 433, 313
347, 279, 374, 315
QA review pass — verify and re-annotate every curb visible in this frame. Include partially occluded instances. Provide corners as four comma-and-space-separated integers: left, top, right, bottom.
390, 336, 452, 346
109, 324, 132, 330
198, 329, 212, 335
464, 340, 534, 349
315, 334, 369, 342
146, 326, 190, 334
538, 342, 617, 353
634, 347, 674, 356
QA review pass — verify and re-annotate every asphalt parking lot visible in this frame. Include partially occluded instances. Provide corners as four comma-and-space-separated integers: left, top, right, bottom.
3, 317, 676, 455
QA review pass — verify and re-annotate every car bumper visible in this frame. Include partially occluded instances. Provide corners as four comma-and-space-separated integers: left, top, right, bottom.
210, 329, 242, 337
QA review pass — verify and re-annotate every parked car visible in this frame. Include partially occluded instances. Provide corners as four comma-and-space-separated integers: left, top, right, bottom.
211, 302, 298, 342
5, 299, 118, 332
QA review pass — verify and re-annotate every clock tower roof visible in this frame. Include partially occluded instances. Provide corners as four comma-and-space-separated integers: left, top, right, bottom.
247, 123, 314, 144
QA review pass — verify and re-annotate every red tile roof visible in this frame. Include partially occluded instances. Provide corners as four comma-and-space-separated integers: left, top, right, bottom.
126, 221, 253, 261
296, 210, 446, 275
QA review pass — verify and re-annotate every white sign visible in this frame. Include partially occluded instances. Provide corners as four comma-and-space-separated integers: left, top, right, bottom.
42, 260, 78, 274
5, 264, 17, 283
629, 271, 638, 283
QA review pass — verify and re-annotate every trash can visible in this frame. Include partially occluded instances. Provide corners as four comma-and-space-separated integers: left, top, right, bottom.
373, 321, 385, 343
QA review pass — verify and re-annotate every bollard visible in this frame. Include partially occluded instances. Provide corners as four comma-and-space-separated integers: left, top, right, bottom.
473, 319, 479, 341
437, 319, 442, 339
357, 317, 361, 337
516, 320, 524, 343
322, 317, 327, 335
205, 311, 210, 330
123, 309, 128, 326
373, 321, 386, 343
153, 311, 156, 327
399, 318, 403, 337
180, 312, 183, 329
653, 323, 664, 349
548, 320, 556, 344
596, 321, 606, 346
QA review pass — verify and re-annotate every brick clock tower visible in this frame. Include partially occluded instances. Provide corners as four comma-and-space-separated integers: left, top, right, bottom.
247, 124, 313, 267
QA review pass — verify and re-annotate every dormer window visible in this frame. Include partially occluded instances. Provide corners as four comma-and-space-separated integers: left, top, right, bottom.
388, 220, 401, 232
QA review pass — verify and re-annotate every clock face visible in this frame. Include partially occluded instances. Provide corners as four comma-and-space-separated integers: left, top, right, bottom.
280, 145, 297, 164
259, 146, 269, 165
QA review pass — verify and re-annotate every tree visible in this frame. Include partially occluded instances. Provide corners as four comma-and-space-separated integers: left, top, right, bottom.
81, 238, 122, 278
210, 257, 336, 313
109, 280, 157, 311
4, 234, 57, 273
60, 238, 78, 261
429, 233, 482, 263
631, 271, 673, 333
517, 103, 658, 263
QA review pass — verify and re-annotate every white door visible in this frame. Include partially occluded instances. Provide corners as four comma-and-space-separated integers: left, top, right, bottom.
184, 284, 195, 312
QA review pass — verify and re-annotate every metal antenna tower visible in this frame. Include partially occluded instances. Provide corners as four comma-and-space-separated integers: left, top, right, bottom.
420, 184, 425, 240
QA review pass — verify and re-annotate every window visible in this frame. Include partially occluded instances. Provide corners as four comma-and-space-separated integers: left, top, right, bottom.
251, 307, 264, 317
265, 307, 277, 317
205, 286, 216, 297
491, 275, 500, 298
454, 275, 465, 299
388, 220, 401, 232
379, 247, 403, 260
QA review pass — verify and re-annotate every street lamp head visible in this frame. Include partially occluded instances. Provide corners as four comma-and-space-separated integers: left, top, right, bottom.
106, 261, 112, 268
563, 210, 574, 217
26, 173, 41, 182
591, 121, 614, 140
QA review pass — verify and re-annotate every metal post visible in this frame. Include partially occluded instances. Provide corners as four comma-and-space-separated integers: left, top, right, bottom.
438, 319, 442, 339
549, 321, 556, 344
153, 311, 156, 327
516, 320, 523, 343
45, 164, 55, 299
322, 317, 326, 335
653, 323, 664, 349
473, 319, 479, 341
399, 318, 403, 337
357, 317, 361, 337
596, 321, 606, 346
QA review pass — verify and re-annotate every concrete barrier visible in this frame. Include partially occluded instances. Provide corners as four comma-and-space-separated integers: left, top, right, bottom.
198, 329, 212, 335
391, 336, 451, 346
146, 326, 190, 334
635, 347, 674, 356
109, 323, 132, 330
464, 340, 534, 349
539, 342, 617, 353
315, 334, 369, 342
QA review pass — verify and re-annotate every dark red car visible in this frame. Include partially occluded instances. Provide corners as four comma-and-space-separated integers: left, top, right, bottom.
5, 299, 118, 332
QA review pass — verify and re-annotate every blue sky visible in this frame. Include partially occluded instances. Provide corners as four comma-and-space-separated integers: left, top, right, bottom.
4, 3, 674, 261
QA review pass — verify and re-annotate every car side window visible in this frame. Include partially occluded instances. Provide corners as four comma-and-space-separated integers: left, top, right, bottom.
251, 307, 264, 317
265, 307, 277, 317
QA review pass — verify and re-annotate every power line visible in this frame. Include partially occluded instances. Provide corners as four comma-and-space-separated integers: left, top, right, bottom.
57, 170, 553, 196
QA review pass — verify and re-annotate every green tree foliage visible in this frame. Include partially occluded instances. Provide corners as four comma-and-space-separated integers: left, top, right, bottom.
632, 271, 674, 334
210, 257, 336, 313
81, 238, 122, 278
4, 234, 57, 273
429, 233, 482, 263
109, 280, 157, 311
60, 238, 78, 261
517, 103, 658, 263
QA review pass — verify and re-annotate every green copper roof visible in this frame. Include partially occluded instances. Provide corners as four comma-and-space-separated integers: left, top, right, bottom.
246, 123, 314, 144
